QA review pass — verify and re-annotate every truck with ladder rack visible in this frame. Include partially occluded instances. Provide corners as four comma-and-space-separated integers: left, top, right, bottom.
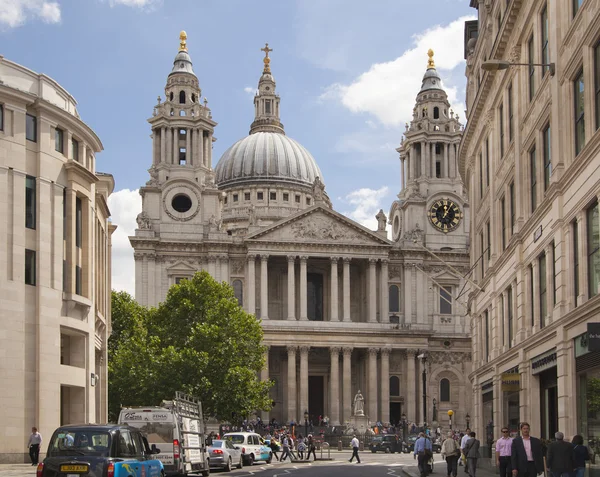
118, 392, 210, 477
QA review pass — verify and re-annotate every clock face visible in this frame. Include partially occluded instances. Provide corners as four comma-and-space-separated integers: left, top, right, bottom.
428, 199, 462, 233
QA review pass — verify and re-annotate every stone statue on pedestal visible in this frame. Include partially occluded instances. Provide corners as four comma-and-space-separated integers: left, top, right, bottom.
353, 390, 365, 416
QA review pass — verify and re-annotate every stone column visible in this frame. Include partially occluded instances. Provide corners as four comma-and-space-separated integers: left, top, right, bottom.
208, 133, 213, 169
342, 347, 353, 423
404, 264, 413, 322
160, 127, 166, 164
260, 254, 269, 320
545, 243, 554, 324
443, 144, 449, 178
330, 257, 339, 321
208, 255, 216, 278
166, 127, 172, 164
380, 348, 390, 425
343, 257, 351, 322
406, 349, 417, 423
215, 256, 221, 282
198, 129, 204, 167
247, 254, 256, 315
172, 128, 178, 164
368, 348, 378, 421
532, 260, 540, 332
300, 256, 308, 320
185, 127, 191, 165
368, 259, 377, 322
501, 290, 508, 352
287, 256, 296, 321
299, 346, 309, 420
576, 212, 586, 304
287, 346, 297, 424
401, 157, 406, 189
260, 347, 270, 422
556, 334, 575, 436
203, 133, 209, 167
330, 347, 341, 425
380, 259, 389, 323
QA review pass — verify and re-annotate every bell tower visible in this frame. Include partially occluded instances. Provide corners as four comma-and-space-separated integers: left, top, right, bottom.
249, 43, 284, 135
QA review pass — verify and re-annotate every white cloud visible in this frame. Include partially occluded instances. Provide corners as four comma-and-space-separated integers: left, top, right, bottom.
320, 16, 474, 127
244, 86, 256, 96
108, 0, 157, 7
341, 186, 390, 232
0, 0, 60, 28
108, 188, 141, 295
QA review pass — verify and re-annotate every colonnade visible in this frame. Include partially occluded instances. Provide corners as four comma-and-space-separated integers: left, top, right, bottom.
153, 126, 212, 168
400, 142, 458, 188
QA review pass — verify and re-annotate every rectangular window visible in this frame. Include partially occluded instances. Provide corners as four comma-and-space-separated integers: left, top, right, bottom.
529, 264, 535, 326
71, 138, 79, 161
479, 153, 484, 198
530, 146, 537, 212
55, 128, 64, 153
507, 286, 513, 347
75, 265, 82, 295
233, 193, 239, 202
257, 192, 264, 201
573, 0, 583, 17
508, 83, 514, 142
484, 310, 490, 361
480, 232, 485, 278
588, 202, 599, 297
306, 197, 311, 205
436, 159, 442, 178
528, 35, 536, 101
270, 192, 276, 201
541, 5, 550, 76
25, 249, 36, 286
573, 220, 580, 305
499, 103, 505, 157
595, 42, 600, 131
295, 194, 300, 203
75, 197, 82, 248
26, 175, 36, 230
283, 192, 289, 201
509, 182, 515, 235
487, 221, 491, 260
543, 125, 551, 191
244, 192, 250, 201
501, 197, 506, 250
485, 137, 490, 187
552, 241, 558, 305
179, 147, 186, 165
265, 100, 271, 114
440, 286, 452, 314
575, 69, 585, 155
26, 114, 37, 142
539, 252, 547, 328
0, 104, 4, 131
500, 294, 505, 345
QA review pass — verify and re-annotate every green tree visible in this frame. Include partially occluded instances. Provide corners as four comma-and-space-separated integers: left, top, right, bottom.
108, 272, 272, 423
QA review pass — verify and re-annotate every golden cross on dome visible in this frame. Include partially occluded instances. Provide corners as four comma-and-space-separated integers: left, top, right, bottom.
427, 49, 435, 69
261, 43, 273, 58
179, 30, 188, 52
261, 43, 273, 73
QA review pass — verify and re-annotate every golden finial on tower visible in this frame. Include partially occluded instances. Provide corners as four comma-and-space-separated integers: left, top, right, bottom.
261, 43, 273, 73
179, 30, 188, 52
427, 49, 435, 69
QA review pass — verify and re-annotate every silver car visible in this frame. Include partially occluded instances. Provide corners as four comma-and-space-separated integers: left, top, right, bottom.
208, 439, 243, 472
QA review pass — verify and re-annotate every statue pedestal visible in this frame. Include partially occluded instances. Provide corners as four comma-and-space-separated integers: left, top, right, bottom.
349, 414, 370, 432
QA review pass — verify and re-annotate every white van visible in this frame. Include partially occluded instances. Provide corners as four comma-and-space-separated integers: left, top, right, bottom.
222, 432, 272, 465
118, 393, 209, 477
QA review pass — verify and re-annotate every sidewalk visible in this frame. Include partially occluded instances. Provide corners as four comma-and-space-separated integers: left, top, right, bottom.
401, 459, 497, 477
0, 464, 35, 477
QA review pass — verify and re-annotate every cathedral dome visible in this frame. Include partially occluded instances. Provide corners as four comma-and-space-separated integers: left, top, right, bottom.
215, 131, 323, 188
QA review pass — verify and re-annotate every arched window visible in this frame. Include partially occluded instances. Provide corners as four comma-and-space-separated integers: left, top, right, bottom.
390, 376, 400, 396
179, 110, 186, 116
169, 92, 174, 101
191, 93, 196, 103
233, 280, 243, 306
440, 378, 450, 402
389, 285, 400, 312
179, 91, 186, 104
433, 106, 440, 119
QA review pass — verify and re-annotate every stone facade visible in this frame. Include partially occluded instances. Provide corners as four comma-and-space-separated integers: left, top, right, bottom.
460, 0, 600, 450
0, 57, 115, 462
131, 35, 473, 429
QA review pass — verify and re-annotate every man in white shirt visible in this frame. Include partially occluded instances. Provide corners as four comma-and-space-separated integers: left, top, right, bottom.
460, 428, 472, 473
349, 435, 361, 463
27, 427, 42, 465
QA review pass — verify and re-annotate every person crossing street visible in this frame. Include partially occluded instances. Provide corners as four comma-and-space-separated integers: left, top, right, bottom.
349, 434, 361, 463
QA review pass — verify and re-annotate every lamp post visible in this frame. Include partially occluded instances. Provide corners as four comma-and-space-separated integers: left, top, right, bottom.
418, 352, 427, 429
466, 413, 471, 429
304, 410, 309, 438
401, 413, 407, 440
432, 398, 438, 423
481, 59, 556, 76
448, 410, 454, 432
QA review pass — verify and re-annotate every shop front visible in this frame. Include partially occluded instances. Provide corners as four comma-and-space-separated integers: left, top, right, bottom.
481, 379, 494, 457
501, 367, 520, 434
531, 349, 558, 440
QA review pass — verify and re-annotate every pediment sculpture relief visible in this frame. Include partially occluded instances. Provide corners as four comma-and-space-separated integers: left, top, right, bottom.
290, 215, 367, 243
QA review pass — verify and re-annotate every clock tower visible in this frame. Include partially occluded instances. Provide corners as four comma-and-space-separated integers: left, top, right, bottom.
389, 49, 469, 252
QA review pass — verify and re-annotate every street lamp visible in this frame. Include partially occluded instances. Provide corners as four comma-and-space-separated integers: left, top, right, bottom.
304, 410, 309, 437
466, 413, 471, 429
417, 352, 427, 429
432, 398, 438, 423
448, 410, 454, 432
401, 413, 407, 440
481, 59, 556, 76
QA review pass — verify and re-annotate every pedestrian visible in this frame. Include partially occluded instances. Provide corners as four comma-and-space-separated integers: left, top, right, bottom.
571, 435, 590, 477
495, 427, 513, 477
441, 431, 461, 477
510, 422, 544, 477
280, 434, 291, 462
296, 434, 306, 460
349, 434, 361, 463
27, 427, 42, 466
269, 435, 280, 461
546, 432, 574, 477
463, 432, 481, 477
414, 432, 433, 477
460, 428, 471, 472
306, 434, 317, 461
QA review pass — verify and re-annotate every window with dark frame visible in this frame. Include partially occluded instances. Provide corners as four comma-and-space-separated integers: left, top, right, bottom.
529, 264, 535, 326
588, 201, 599, 298
390, 376, 400, 396
499, 103, 505, 157
244, 192, 250, 201
507, 286, 513, 347
541, 5, 550, 76
440, 378, 450, 402
71, 138, 79, 161
543, 125, 552, 191
75, 265, 82, 295
295, 195, 300, 203
595, 42, 600, 131
529, 35, 536, 101
485, 137, 490, 187
530, 146, 537, 213
480, 232, 485, 278
306, 197, 311, 205
55, 128, 64, 153
257, 192, 264, 200
25, 249, 36, 286
0, 104, 4, 131
479, 153, 484, 198
484, 310, 490, 361
265, 100, 271, 114
487, 221, 491, 261
270, 192, 276, 201
389, 285, 400, 312
573, 0, 583, 17
26, 114, 37, 142
552, 241, 558, 305
501, 196, 506, 250
26, 176, 36, 230
509, 181, 515, 235
508, 83, 514, 142
440, 286, 452, 314
575, 69, 585, 155
539, 252, 547, 328
233, 193, 239, 202
233, 279, 243, 306
76, 197, 82, 248
573, 219, 580, 305
283, 192, 289, 201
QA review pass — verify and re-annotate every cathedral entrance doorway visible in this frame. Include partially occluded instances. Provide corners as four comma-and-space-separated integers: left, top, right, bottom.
307, 273, 323, 321
390, 402, 402, 426
308, 375, 324, 424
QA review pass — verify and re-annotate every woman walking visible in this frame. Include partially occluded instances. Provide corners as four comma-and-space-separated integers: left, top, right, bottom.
441, 431, 461, 477
571, 435, 590, 477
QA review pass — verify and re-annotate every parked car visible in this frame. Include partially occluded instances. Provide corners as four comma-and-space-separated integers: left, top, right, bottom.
222, 432, 272, 465
403, 435, 441, 453
369, 435, 401, 453
37, 424, 164, 477
208, 439, 243, 471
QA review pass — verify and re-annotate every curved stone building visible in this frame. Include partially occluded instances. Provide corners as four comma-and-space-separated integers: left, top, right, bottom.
131, 34, 473, 429
0, 56, 115, 462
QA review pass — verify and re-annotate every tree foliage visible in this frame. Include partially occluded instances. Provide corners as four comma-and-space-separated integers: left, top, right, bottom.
108, 272, 271, 423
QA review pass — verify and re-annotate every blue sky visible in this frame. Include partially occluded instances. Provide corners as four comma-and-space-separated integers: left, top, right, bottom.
1, 0, 475, 293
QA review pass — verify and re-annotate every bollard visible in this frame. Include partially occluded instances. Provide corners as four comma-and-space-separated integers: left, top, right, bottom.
338, 439, 342, 451
360, 441, 365, 451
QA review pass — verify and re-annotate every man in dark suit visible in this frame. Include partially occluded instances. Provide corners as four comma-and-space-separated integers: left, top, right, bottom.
464, 432, 481, 477
546, 432, 574, 477
511, 423, 544, 477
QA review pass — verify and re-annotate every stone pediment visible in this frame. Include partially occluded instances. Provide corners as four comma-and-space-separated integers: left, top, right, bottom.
166, 261, 196, 272
246, 206, 391, 246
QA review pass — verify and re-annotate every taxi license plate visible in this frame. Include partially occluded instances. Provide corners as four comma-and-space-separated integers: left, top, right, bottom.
60, 465, 89, 473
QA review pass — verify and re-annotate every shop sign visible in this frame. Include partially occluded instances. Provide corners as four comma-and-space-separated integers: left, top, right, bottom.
501, 373, 520, 392
531, 348, 557, 375
588, 323, 600, 352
